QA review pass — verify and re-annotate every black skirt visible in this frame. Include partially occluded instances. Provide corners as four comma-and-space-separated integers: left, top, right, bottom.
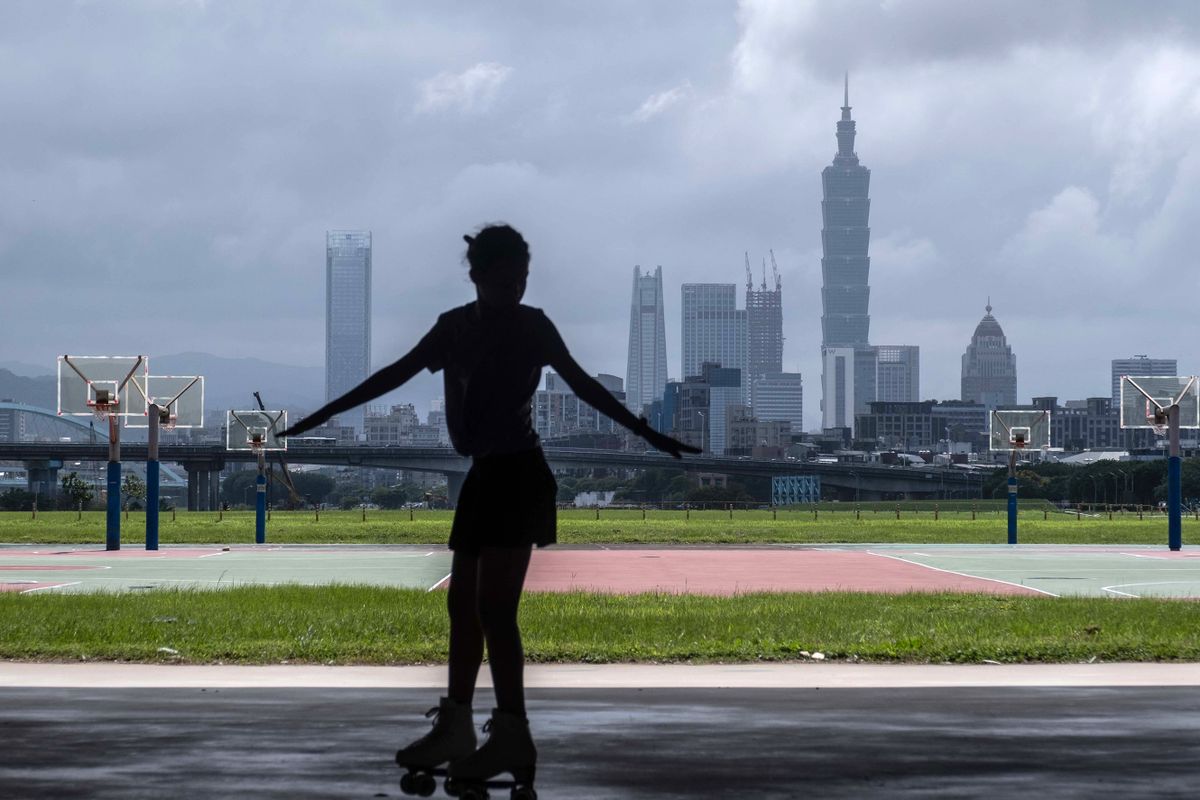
449, 447, 558, 552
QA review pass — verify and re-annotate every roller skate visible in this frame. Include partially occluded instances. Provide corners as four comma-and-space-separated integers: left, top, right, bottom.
446, 709, 538, 800
395, 697, 476, 797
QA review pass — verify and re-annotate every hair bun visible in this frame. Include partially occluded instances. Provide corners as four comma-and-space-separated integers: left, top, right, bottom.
463, 235, 475, 244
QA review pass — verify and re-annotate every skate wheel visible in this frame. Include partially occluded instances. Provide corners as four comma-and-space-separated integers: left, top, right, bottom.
444, 778, 462, 798
399, 772, 416, 795
416, 773, 437, 797
460, 786, 487, 800
512, 787, 537, 800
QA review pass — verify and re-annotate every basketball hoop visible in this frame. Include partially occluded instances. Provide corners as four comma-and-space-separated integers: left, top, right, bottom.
88, 390, 117, 421
1148, 404, 1169, 437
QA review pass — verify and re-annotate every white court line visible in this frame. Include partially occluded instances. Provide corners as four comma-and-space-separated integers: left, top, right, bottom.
867, 551, 1059, 597
1120, 552, 1200, 560
1101, 581, 1198, 598
21, 582, 81, 594
428, 572, 451, 592
198, 551, 228, 559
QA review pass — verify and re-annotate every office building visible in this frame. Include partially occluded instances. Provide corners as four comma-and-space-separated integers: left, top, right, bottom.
1111, 356, 1177, 405
874, 345, 919, 402
625, 266, 669, 415
534, 373, 625, 442
750, 372, 803, 432
682, 283, 747, 400
326, 230, 372, 434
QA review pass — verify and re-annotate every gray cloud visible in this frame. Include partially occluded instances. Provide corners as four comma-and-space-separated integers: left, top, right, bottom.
2, 1, 1199, 430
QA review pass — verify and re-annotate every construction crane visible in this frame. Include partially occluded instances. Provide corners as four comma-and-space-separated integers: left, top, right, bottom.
768, 249, 781, 291
253, 391, 304, 507
744, 251, 753, 293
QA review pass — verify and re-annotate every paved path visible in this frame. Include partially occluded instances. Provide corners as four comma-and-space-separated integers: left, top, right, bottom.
2, 682, 1198, 798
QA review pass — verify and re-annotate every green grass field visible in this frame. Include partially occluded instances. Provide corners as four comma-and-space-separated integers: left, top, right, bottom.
5, 505, 1197, 665
2, 586, 1197, 665
1, 505, 1192, 546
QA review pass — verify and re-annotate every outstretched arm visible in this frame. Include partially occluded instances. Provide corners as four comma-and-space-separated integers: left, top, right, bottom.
550, 350, 701, 459
277, 347, 428, 438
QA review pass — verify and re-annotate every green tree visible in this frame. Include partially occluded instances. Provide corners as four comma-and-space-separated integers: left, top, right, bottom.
60, 472, 94, 509
122, 473, 147, 510
0, 488, 35, 511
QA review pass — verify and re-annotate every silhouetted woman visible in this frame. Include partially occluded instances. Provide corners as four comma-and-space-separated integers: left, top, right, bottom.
278, 224, 698, 792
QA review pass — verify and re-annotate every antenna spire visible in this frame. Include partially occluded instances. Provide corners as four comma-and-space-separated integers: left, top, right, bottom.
986, 296, 992, 315
844, 71, 849, 109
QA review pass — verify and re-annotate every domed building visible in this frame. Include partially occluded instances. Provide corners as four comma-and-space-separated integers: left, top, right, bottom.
961, 302, 1017, 410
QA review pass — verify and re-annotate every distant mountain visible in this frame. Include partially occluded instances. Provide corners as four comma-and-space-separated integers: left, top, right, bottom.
0, 353, 434, 423
0, 369, 55, 408
0, 355, 325, 416
0, 361, 51, 378
153, 352, 324, 415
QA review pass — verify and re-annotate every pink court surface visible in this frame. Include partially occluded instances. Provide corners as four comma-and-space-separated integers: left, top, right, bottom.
8, 543, 1197, 597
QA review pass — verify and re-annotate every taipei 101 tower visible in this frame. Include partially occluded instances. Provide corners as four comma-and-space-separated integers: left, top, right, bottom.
819, 75, 874, 432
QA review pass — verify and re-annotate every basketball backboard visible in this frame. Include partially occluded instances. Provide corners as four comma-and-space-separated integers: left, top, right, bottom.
57, 356, 148, 418
989, 410, 1051, 452
1119, 376, 1200, 430
226, 410, 288, 451
125, 376, 205, 429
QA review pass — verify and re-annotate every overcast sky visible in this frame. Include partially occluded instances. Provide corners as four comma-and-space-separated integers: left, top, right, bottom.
3, 0, 1199, 430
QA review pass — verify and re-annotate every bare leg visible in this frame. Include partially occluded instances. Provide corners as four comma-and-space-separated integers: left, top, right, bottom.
447, 550, 483, 705
476, 545, 533, 716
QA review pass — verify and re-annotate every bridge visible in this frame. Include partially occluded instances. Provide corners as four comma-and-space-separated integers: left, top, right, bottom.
0, 442, 984, 509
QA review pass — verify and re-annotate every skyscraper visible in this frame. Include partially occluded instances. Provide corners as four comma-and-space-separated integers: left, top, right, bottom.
326, 230, 372, 434
1111, 356, 1177, 404
961, 302, 1017, 410
681, 283, 747, 399
819, 75, 873, 431
625, 266, 669, 415
746, 254, 783, 411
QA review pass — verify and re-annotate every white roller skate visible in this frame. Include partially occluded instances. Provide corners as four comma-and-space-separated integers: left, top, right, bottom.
395, 697, 476, 797
446, 709, 538, 800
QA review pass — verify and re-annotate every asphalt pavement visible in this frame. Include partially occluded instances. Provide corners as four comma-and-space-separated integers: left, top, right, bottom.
2, 685, 1198, 798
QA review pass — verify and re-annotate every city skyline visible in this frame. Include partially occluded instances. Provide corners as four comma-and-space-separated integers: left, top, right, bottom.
3, 3, 1199, 434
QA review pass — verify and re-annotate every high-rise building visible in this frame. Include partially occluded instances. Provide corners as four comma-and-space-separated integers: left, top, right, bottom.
625, 266, 669, 416
704, 363, 742, 456
874, 345, 920, 402
961, 303, 1017, 410
326, 230, 372, 434
819, 76, 873, 431
1111, 356, 1177, 404
681, 284, 747, 400
750, 372, 803, 433
746, 257, 783, 410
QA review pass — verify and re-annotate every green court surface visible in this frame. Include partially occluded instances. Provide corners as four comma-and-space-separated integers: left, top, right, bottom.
862, 544, 1200, 598
0, 546, 452, 594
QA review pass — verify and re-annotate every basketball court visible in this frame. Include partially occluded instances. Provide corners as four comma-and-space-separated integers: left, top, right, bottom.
3, 543, 1200, 598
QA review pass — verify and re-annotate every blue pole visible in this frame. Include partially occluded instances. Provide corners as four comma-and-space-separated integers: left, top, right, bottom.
106, 460, 121, 551
146, 460, 159, 550
1168, 455, 1182, 551
255, 472, 266, 544
1007, 476, 1018, 545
